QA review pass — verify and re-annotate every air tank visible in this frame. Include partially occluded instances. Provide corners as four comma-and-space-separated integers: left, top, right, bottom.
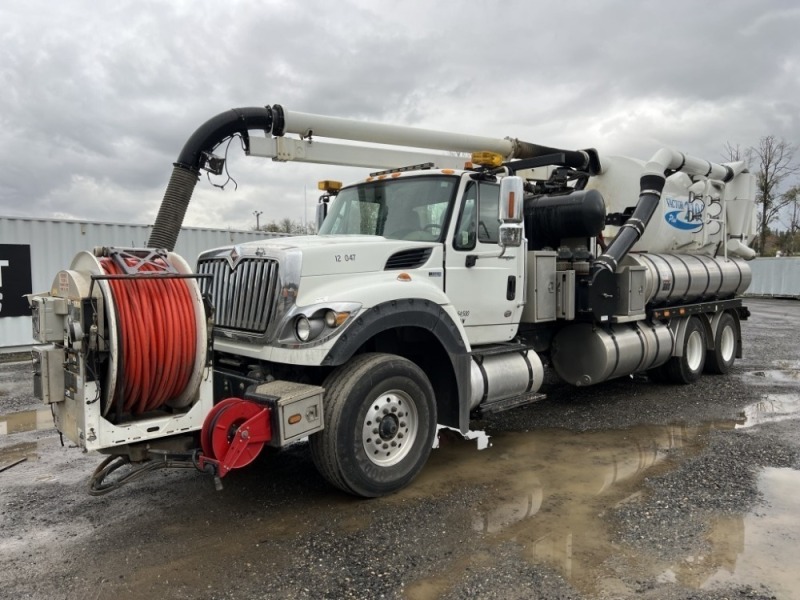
551, 321, 674, 386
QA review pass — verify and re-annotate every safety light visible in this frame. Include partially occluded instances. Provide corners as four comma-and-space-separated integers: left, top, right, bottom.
471, 151, 503, 168
318, 180, 342, 193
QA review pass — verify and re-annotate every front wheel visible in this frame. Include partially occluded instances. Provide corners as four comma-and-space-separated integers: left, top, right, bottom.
309, 353, 437, 497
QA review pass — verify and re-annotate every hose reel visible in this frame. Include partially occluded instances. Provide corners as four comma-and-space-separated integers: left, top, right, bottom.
84, 247, 208, 419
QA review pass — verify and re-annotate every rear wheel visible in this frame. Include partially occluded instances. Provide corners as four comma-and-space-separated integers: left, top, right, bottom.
309, 353, 437, 497
705, 312, 738, 374
663, 316, 707, 384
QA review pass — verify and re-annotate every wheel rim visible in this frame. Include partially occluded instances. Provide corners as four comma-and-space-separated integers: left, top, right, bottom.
362, 389, 419, 467
719, 323, 735, 362
686, 330, 704, 372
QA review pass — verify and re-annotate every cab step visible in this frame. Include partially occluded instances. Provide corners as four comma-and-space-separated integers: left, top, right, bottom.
477, 391, 546, 416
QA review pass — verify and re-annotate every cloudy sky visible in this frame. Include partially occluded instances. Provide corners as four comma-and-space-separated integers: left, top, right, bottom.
1, 0, 799, 232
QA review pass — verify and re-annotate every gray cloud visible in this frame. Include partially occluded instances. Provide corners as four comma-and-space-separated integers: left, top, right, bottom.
1, 0, 798, 231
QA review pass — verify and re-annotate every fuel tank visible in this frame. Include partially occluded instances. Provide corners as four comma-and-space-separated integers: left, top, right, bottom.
469, 351, 545, 410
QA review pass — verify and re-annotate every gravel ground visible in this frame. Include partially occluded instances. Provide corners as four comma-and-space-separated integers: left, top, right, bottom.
0, 297, 798, 599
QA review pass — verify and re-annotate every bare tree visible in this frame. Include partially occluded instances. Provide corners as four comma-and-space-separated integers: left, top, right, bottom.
722, 141, 750, 163
779, 186, 800, 255
750, 136, 798, 254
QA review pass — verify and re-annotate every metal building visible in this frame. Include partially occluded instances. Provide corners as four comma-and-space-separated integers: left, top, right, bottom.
746, 257, 800, 299
0, 216, 288, 351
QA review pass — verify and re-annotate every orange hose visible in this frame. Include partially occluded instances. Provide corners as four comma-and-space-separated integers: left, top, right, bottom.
100, 257, 197, 415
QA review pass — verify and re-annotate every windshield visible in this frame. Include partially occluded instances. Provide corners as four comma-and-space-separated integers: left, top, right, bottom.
318, 175, 458, 242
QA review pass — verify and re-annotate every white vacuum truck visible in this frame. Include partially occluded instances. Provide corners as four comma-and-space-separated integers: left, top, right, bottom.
29, 105, 756, 496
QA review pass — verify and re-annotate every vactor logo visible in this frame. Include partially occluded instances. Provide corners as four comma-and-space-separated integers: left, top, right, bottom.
664, 193, 704, 232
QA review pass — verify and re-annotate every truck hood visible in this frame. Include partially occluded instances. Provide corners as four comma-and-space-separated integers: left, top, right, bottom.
200, 235, 438, 276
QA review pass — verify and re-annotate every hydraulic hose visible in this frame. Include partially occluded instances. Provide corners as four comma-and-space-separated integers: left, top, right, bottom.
147, 107, 274, 251
100, 256, 198, 415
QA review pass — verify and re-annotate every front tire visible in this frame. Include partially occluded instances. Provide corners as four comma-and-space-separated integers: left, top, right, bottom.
663, 316, 707, 384
309, 353, 437, 497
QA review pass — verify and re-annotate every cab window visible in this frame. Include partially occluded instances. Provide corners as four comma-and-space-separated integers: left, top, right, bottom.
453, 181, 500, 250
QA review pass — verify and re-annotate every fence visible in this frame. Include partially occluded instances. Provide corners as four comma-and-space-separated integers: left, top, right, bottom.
745, 257, 800, 299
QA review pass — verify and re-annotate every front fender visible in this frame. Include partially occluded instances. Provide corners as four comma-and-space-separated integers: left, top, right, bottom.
321, 297, 473, 433
321, 297, 468, 366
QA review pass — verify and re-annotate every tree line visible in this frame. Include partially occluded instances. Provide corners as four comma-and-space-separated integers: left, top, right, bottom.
724, 136, 799, 256
253, 218, 316, 235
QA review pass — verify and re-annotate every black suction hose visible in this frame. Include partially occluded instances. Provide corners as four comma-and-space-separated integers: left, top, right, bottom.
592, 173, 667, 276
513, 141, 600, 174
147, 107, 274, 251
583, 173, 666, 318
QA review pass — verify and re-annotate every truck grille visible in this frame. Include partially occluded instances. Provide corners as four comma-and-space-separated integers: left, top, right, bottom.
197, 258, 280, 334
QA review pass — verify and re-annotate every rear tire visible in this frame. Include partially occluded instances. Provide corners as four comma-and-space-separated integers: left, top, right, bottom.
663, 316, 706, 384
309, 353, 437, 497
705, 312, 738, 374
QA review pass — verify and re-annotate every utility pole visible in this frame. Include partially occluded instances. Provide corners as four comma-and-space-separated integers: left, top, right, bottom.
253, 210, 263, 230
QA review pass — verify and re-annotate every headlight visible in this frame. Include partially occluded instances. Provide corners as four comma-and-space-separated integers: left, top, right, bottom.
294, 315, 325, 342
280, 302, 360, 346
295, 316, 311, 341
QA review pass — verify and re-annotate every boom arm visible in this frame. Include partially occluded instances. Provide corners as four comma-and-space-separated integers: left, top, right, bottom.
147, 104, 596, 250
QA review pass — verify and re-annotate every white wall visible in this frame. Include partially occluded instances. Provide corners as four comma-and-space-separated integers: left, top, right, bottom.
0, 216, 288, 350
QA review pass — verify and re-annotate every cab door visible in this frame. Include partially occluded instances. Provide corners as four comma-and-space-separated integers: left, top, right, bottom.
445, 179, 524, 345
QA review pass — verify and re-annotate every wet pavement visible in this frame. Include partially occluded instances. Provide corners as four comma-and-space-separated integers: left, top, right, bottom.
1, 297, 798, 599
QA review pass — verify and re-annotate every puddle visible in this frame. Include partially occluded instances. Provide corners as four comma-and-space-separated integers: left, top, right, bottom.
737, 394, 800, 428
701, 468, 800, 599
744, 366, 800, 385
403, 422, 732, 595
0, 441, 38, 469
0, 408, 55, 436
406, 414, 800, 597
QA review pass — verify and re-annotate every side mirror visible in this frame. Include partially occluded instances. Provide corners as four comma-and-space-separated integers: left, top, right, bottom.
498, 223, 523, 249
498, 176, 524, 251
499, 176, 524, 223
